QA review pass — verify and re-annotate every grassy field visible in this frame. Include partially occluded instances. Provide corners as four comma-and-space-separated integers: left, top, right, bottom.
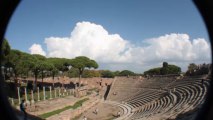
38, 98, 89, 119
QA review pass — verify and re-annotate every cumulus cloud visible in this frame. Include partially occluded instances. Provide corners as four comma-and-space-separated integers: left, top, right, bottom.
45, 21, 132, 63
137, 33, 211, 63
129, 33, 211, 72
29, 21, 211, 72
29, 43, 46, 56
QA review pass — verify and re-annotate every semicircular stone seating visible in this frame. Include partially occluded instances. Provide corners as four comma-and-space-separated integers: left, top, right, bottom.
106, 76, 210, 120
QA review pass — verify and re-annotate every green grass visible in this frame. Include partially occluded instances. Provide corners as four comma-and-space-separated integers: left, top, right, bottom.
72, 98, 89, 109
87, 88, 98, 95
38, 106, 73, 119
38, 98, 89, 119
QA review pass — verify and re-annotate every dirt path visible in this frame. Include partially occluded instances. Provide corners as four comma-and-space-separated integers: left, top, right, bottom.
77, 100, 121, 120
27, 95, 80, 116
15, 95, 88, 120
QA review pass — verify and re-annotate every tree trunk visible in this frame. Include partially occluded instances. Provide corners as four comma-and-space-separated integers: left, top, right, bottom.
62, 72, 64, 88
52, 74, 55, 88
41, 71, 44, 86
79, 74, 82, 87
78, 68, 83, 88
14, 75, 19, 98
33, 72, 38, 91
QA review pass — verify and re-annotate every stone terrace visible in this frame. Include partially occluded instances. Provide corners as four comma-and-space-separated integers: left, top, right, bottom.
106, 76, 210, 120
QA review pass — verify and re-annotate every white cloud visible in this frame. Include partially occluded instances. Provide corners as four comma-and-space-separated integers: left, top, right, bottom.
29, 43, 46, 56
137, 33, 211, 63
30, 21, 211, 72
45, 21, 132, 63
128, 33, 211, 72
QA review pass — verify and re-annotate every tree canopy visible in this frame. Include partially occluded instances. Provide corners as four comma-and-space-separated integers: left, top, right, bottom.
71, 56, 98, 78
101, 70, 115, 78
2, 41, 100, 89
185, 63, 211, 76
118, 70, 135, 76
1, 39, 11, 66
144, 62, 181, 75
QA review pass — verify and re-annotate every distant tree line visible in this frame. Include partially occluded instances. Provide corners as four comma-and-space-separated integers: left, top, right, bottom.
100, 70, 138, 78
1, 39, 140, 88
185, 63, 211, 76
1, 39, 98, 90
144, 62, 181, 75
68, 69, 137, 78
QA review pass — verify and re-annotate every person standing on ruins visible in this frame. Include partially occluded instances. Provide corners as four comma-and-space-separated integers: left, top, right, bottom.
95, 108, 99, 114
20, 99, 27, 120
83, 116, 87, 120
117, 110, 121, 117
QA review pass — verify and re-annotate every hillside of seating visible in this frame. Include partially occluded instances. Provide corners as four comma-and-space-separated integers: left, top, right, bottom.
106, 76, 210, 120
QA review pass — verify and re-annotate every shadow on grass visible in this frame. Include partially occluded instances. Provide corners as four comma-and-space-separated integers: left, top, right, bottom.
13, 108, 44, 120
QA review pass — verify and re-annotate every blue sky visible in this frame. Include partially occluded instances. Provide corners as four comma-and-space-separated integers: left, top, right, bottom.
5, 0, 211, 73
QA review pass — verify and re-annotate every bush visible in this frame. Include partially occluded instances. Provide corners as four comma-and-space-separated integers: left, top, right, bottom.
144, 62, 181, 75
27, 82, 33, 90
101, 70, 115, 78
119, 70, 135, 76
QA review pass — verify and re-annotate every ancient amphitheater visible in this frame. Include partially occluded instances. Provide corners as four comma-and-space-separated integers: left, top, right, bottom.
14, 75, 210, 120
98, 75, 210, 120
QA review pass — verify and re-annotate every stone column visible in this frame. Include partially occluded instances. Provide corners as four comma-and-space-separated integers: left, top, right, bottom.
70, 89, 72, 95
59, 88, 61, 97
11, 98, 14, 106
66, 89, 68, 96
24, 87, 28, 102
54, 88, 57, 98
37, 87, 40, 101
75, 83, 77, 89
43, 86, 46, 100
50, 86, 52, 99
63, 88, 65, 96
72, 89, 75, 95
80, 81, 82, 88
31, 90, 35, 104
17, 87, 21, 104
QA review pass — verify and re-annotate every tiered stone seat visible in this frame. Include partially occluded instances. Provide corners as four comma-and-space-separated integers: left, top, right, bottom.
109, 88, 143, 102
106, 76, 210, 120
107, 77, 144, 101
104, 100, 133, 120
127, 90, 166, 108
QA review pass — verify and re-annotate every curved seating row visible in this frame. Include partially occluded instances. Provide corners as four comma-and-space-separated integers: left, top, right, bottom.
106, 77, 210, 120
